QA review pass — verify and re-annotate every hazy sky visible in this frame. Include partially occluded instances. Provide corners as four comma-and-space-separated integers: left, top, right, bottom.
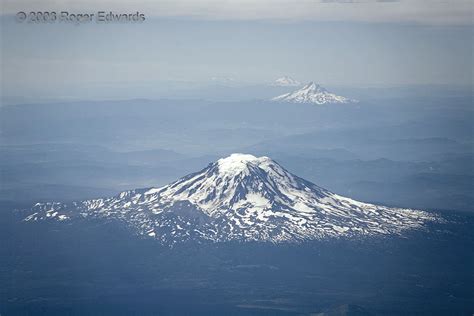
1, 0, 473, 101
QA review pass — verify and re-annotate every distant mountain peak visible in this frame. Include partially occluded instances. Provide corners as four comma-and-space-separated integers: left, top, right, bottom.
24, 154, 437, 245
272, 76, 301, 86
271, 81, 357, 105
303, 81, 324, 91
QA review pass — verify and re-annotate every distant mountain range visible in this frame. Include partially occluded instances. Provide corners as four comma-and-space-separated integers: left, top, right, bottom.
272, 82, 357, 104
272, 76, 301, 86
24, 154, 437, 245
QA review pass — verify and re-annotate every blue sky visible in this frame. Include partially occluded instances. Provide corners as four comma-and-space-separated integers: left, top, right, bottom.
1, 0, 472, 102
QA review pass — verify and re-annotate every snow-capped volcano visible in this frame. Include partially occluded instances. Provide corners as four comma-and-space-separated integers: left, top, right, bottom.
272, 82, 357, 104
272, 76, 301, 87
24, 154, 436, 245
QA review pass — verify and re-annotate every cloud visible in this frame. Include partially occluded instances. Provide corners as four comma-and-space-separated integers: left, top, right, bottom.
1, 0, 472, 25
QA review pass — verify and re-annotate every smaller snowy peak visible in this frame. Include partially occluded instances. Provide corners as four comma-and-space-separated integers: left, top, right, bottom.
272, 76, 301, 87
271, 81, 357, 105
301, 82, 326, 93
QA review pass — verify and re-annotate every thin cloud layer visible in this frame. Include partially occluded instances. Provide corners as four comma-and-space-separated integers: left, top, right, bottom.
2, 0, 473, 25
